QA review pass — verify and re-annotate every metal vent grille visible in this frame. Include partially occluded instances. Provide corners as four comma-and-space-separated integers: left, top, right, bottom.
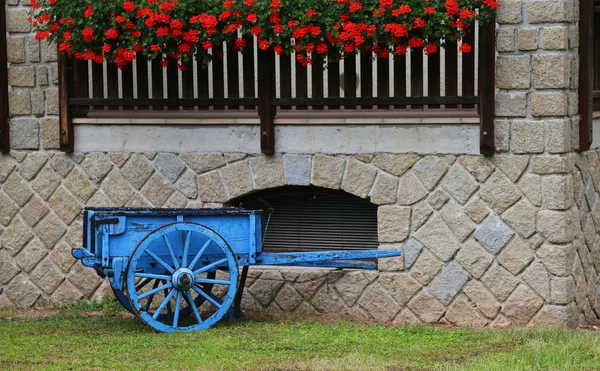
242, 193, 378, 252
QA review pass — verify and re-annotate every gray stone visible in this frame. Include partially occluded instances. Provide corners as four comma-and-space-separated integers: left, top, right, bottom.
497, 0, 522, 23
221, 161, 253, 199
30, 258, 64, 295
2, 172, 33, 206
86, 191, 114, 207
518, 174, 542, 207
441, 164, 479, 205
444, 295, 489, 327
412, 156, 449, 190
311, 285, 348, 315
403, 238, 423, 269
0, 192, 19, 226
537, 210, 574, 244
464, 197, 490, 223
427, 189, 450, 210
411, 201, 433, 232
8, 91, 31, 116
372, 154, 420, 177
410, 248, 443, 285
585, 176, 596, 210
473, 215, 515, 255
41, 118, 60, 149
369, 173, 398, 205
250, 155, 285, 191
0, 156, 15, 183
64, 168, 96, 202
531, 156, 570, 175
154, 153, 186, 183
164, 191, 188, 208
141, 173, 175, 207
501, 199, 537, 238
181, 153, 226, 174
379, 273, 421, 307
378, 244, 404, 272
125, 194, 152, 208
0, 218, 34, 256
0, 248, 21, 284
497, 236, 534, 275
9, 119, 38, 149
482, 264, 520, 302
541, 175, 573, 210
497, 27, 516, 52
19, 152, 48, 181
479, 172, 522, 214
528, 0, 574, 23
496, 92, 527, 117
102, 171, 134, 207
503, 284, 544, 326
341, 160, 377, 199
517, 28, 538, 51
531, 93, 568, 117
21, 196, 49, 227
492, 155, 529, 183
462, 280, 501, 319
34, 213, 67, 249
495, 120, 511, 152
68, 263, 103, 297
295, 271, 327, 300
6, 275, 41, 308
274, 285, 304, 312
31, 167, 61, 201
551, 276, 575, 305
357, 283, 398, 323
81, 153, 113, 184
6, 37, 25, 63
44, 88, 59, 115
50, 280, 83, 304
428, 262, 469, 305
175, 171, 198, 199
248, 271, 285, 306
378, 205, 411, 243
408, 291, 446, 324
533, 54, 571, 89
198, 171, 227, 203
440, 201, 476, 242
49, 153, 74, 178
414, 215, 460, 262
537, 243, 574, 276
455, 239, 494, 279
546, 119, 572, 154
529, 304, 577, 328
48, 187, 82, 224
121, 154, 155, 189
8, 66, 35, 87
283, 155, 311, 186
334, 272, 370, 306
108, 153, 130, 168
311, 154, 346, 190
458, 156, 495, 182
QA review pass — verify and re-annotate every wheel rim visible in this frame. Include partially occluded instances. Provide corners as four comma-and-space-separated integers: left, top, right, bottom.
126, 222, 238, 333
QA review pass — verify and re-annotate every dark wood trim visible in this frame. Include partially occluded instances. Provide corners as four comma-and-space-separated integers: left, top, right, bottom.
68, 97, 260, 107
581, 0, 594, 151
479, 13, 496, 156
258, 50, 275, 154
58, 52, 74, 152
273, 96, 479, 106
0, 0, 10, 153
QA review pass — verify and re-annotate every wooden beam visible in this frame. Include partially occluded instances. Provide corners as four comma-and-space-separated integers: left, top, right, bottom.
479, 13, 496, 156
258, 50, 275, 154
58, 52, 74, 152
580, 0, 594, 151
0, 0, 10, 153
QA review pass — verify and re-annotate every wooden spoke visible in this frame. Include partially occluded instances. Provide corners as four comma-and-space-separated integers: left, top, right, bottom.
143, 280, 161, 311
182, 231, 191, 267
186, 290, 203, 325
135, 278, 153, 292
144, 249, 175, 274
135, 273, 171, 281
193, 258, 228, 276
138, 281, 172, 300
192, 284, 223, 309
195, 278, 231, 285
188, 239, 212, 271
152, 289, 176, 320
172, 291, 183, 329
163, 235, 180, 269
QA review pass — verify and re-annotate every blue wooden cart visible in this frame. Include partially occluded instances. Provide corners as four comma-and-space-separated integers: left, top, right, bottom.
72, 207, 401, 332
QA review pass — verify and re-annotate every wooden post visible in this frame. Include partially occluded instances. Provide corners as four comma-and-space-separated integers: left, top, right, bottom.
0, 0, 10, 153
258, 50, 275, 154
58, 52, 74, 153
478, 13, 496, 156
580, 0, 594, 151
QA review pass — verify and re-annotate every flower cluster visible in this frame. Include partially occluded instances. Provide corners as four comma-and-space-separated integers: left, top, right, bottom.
30, 0, 498, 69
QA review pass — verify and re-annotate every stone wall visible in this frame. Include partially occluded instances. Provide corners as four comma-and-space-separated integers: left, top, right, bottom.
2, 0, 599, 327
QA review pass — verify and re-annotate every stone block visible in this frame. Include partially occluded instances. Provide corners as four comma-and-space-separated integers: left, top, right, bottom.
474, 215, 515, 255
20, 152, 49, 181
444, 295, 489, 327
357, 283, 398, 322
531, 156, 570, 175
440, 201, 476, 242
274, 285, 304, 312
458, 156, 494, 183
496, 92, 527, 117
378, 205, 410, 243
121, 154, 155, 189
378, 273, 421, 307
371, 154, 420, 177
464, 197, 490, 223
27, 38, 40, 63
102, 170, 134, 207
30, 258, 64, 295
529, 304, 577, 327
411, 200, 433, 232
495, 120, 510, 152
369, 173, 398, 205
455, 238, 494, 279
551, 276, 575, 305
428, 262, 469, 305
342, 160, 377, 199
21, 196, 49, 227
511, 120, 545, 154
542, 26, 570, 50
427, 189, 450, 210
496, 56, 530, 89
81, 153, 113, 184
440, 164, 479, 205
531, 93, 568, 117
414, 215, 460, 262
181, 153, 226, 174
15, 237, 46, 274
31, 167, 61, 201
38, 67, 48, 86
492, 155, 529, 183
408, 291, 446, 324
6, 275, 41, 308
541, 175, 573, 210
517, 28, 538, 51
528, 0, 574, 23
65, 168, 96, 202
0, 192, 19, 226
34, 213, 67, 249
522, 261, 551, 301
497, 236, 534, 275
9, 119, 38, 150
174, 171, 197, 199
546, 119, 572, 154
0, 249, 20, 285
403, 238, 423, 269
6, 9, 31, 32
462, 280, 501, 319
283, 154, 311, 186
48, 187, 82, 224
198, 171, 227, 203
3, 171, 33, 206
6, 37, 25, 63
311, 154, 345, 190
537, 210, 574, 244
221, 161, 253, 199
482, 264, 520, 302
50, 280, 83, 304
141, 173, 175, 207
479, 171, 522, 214
537, 243, 574, 276
533, 54, 571, 89
503, 284, 544, 325
250, 155, 285, 191
8, 91, 31, 118
8, 66, 35, 87
50, 241, 77, 273
0, 217, 34, 256
153, 153, 185, 183
412, 156, 448, 190
496, 27, 515, 52
410, 249, 443, 285
501, 199, 536, 238
41, 118, 60, 150
378, 244, 404, 272
397, 171, 428, 205
497, 0, 523, 24
49, 153, 74, 178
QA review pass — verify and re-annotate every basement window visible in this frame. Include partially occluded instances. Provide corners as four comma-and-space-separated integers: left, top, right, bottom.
235, 187, 378, 252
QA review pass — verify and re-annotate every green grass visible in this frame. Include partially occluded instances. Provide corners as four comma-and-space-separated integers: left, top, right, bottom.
0, 303, 599, 370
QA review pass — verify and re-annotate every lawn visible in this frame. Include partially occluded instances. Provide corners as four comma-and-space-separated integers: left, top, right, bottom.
1, 301, 599, 370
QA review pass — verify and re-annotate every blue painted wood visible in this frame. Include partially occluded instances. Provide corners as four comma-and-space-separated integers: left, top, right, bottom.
256, 250, 401, 266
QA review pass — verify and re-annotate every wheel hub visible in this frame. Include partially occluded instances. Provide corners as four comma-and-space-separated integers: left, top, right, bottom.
172, 268, 195, 291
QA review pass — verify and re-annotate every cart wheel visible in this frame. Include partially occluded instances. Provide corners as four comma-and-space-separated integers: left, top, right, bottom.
125, 222, 238, 333
112, 287, 134, 313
